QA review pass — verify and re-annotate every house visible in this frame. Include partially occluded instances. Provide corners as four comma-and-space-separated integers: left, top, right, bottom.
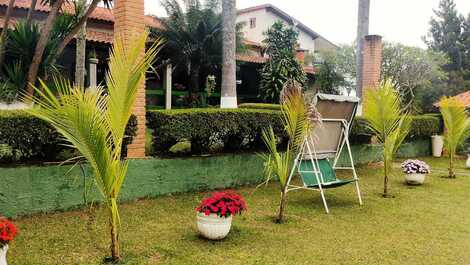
237, 4, 337, 54
433, 90, 470, 108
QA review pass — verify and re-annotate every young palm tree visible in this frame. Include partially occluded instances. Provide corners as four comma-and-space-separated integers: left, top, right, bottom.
363, 80, 411, 197
439, 97, 470, 178
25, 33, 162, 261
220, 0, 237, 108
261, 80, 319, 223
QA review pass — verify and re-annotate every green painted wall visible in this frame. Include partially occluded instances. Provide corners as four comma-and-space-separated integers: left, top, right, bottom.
0, 140, 431, 217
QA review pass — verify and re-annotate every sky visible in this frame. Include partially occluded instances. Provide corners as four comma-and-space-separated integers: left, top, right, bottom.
144, 0, 470, 48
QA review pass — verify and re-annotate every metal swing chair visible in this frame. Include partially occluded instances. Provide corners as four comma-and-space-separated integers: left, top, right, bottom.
285, 93, 363, 214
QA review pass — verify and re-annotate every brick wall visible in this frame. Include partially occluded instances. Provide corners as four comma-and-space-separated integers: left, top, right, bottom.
361, 35, 382, 95
114, 0, 146, 158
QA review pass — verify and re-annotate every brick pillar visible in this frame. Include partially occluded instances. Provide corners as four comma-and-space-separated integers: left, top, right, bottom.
361, 35, 382, 94
114, 0, 146, 158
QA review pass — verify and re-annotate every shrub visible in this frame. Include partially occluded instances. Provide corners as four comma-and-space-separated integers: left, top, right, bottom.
350, 115, 442, 144
147, 108, 285, 155
238, 103, 281, 111
0, 110, 138, 163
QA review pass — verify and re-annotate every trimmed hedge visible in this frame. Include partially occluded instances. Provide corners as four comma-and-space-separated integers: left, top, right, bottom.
148, 109, 443, 155
0, 110, 138, 162
350, 115, 442, 144
147, 108, 285, 154
238, 103, 281, 111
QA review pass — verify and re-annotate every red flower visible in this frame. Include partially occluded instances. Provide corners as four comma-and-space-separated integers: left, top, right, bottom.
0, 218, 18, 245
196, 191, 247, 217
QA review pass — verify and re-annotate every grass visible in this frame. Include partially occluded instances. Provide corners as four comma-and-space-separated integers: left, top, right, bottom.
7, 157, 470, 264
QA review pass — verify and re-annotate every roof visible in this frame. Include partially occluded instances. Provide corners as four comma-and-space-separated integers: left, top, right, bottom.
433, 90, 470, 108
0, 0, 162, 28
237, 4, 337, 48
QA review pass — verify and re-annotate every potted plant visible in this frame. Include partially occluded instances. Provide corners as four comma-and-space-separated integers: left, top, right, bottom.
0, 218, 18, 265
196, 191, 247, 240
401, 159, 430, 185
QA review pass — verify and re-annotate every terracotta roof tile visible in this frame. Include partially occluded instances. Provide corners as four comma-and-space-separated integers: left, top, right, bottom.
0, 0, 162, 28
236, 54, 267, 64
434, 90, 470, 107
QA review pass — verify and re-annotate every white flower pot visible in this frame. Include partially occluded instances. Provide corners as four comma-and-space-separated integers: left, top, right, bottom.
466, 155, 470, 168
405, 173, 426, 185
0, 244, 8, 265
197, 213, 232, 240
431, 135, 444, 157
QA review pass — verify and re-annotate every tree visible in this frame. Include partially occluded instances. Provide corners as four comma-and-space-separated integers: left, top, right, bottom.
26, 0, 38, 26
314, 50, 345, 95
74, 0, 87, 87
260, 80, 319, 222
259, 22, 306, 103
363, 81, 411, 197
26, 33, 162, 261
220, 0, 237, 108
25, 0, 112, 98
152, 0, 243, 94
439, 97, 470, 178
0, 0, 16, 67
356, 0, 370, 101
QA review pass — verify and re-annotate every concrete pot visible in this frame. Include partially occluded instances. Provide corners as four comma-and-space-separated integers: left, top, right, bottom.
405, 173, 426, 185
431, 135, 444, 157
197, 213, 232, 240
0, 244, 8, 265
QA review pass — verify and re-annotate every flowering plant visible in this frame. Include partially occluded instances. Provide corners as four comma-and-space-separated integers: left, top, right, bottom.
401, 159, 430, 174
196, 191, 247, 218
0, 218, 18, 247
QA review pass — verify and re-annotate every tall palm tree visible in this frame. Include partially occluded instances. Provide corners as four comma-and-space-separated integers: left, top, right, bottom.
26, 0, 38, 26
0, 0, 16, 67
25, 33, 162, 261
356, 0, 370, 104
152, 0, 244, 94
439, 97, 470, 178
363, 80, 411, 197
220, 0, 237, 108
74, 0, 87, 87
261, 80, 319, 223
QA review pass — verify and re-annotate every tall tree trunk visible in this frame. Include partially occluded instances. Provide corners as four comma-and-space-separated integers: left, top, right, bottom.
25, 0, 64, 100
356, 0, 370, 106
383, 157, 389, 197
276, 188, 287, 223
0, 0, 16, 67
53, 0, 100, 62
220, 0, 237, 108
26, 0, 38, 26
449, 153, 455, 178
75, 20, 87, 87
189, 65, 200, 93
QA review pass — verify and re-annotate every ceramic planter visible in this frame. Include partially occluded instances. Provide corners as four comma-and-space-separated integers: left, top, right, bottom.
197, 213, 232, 240
0, 244, 8, 265
431, 135, 444, 157
405, 173, 426, 185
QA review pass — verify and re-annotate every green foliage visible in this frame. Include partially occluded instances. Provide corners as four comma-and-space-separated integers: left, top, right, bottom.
439, 97, 470, 178
364, 81, 411, 196
314, 50, 344, 95
147, 108, 285, 155
238, 103, 281, 111
152, 0, 244, 92
259, 22, 306, 103
26, 34, 160, 260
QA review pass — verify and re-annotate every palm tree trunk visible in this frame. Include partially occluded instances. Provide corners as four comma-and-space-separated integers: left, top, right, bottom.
25, 0, 64, 99
26, 0, 38, 26
53, 0, 100, 62
189, 65, 200, 93
356, 0, 370, 105
75, 20, 87, 87
383, 157, 389, 197
449, 152, 455, 178
220, 0, 237, 108
276, 188, 287, 223
0, 0, 16, 67
109, 208, 120, 261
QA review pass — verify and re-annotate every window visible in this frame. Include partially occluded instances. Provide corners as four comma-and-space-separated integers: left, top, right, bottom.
250, 17, 256, 28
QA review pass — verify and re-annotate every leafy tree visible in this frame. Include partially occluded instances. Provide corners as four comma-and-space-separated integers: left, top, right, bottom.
259, 22, 306, 103
152, 0, 244, 93
260, 80, 318, 222
26, 33, 162, 261
439, 97, 470, 178
364, 81, 411, 197
314, 50, 345, 95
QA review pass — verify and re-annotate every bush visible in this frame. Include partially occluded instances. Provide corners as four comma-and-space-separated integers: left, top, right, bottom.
0, 111, 138, 163
351, 115, 442, 144
147, 108, 285, 155
238, 103, 281, 111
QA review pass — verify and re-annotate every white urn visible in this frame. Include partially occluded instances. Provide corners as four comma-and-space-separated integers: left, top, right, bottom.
197, 213, 232, 240
405, 173, 426, 185
0, 244, 8, 265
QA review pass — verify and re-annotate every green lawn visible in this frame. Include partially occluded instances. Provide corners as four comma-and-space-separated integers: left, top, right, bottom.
7, 157, 470, 265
